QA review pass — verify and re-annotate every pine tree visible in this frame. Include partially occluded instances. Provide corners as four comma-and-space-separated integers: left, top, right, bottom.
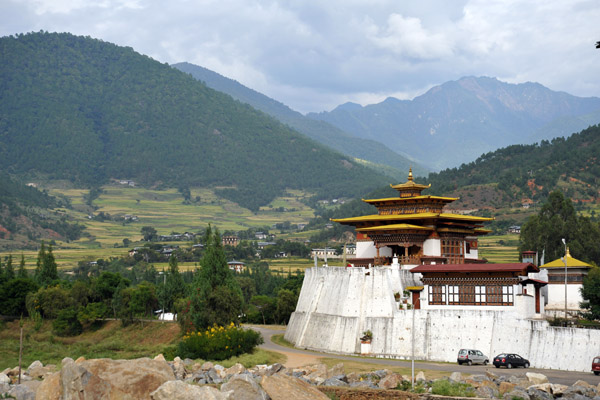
17, 254, 27, 278
188, 226, 243, 330
34, 242, 58, 286
4, 254, 15, 280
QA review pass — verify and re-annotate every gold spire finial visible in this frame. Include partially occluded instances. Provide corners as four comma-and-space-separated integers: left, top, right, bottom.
566, 247, 571, 257
408, 167, 413, 182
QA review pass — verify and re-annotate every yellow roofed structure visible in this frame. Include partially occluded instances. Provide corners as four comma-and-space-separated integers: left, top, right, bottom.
539, 248, 592, 269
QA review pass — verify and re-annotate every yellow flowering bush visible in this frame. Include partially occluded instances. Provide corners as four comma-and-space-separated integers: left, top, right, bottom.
177, 322, 263, 360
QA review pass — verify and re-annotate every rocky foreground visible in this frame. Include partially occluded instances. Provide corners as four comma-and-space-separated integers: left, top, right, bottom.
1, 355, 600, 400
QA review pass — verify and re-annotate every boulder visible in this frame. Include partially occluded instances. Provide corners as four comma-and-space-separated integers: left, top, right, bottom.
201, 361, 214, 371
151, 381, 232, 400
378, 373, 402, 390
485, 370, 499, 381
26, 361, 43, 375
27, 362, 56, 380
8, 383, 37, 400
221, 374, 269, 400
573, 380, 592, 388
261, 373, 329, 400
321, 378, 348, 387
449, 371, 462, 382
0, 373, 10, 385
551, 383, 569, 396
504, 388, 530, 400
415, 371, 426, 382
327, 363, 345, 378
225, 363, 247, 376
61, 357, 175, 399
526, 372, 549, 385
528, 383, 553, 393
61, 357, 74, 367
498, 381, 516, 394
171, 357, 187, 380
154, 354, 166, 362
527, 387, 554, 400
35, 372, 61, 400
476, 385, 499, 399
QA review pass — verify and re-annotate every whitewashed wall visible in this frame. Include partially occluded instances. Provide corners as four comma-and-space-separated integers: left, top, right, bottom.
285, 266, 600, 372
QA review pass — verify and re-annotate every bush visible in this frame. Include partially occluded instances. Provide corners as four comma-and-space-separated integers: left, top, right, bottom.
177, 323, 263, 360
52, 307, 83, 336
431, 379, 475, 397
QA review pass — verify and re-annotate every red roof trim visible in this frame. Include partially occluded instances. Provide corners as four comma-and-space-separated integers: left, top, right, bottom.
410, 263, 538, 274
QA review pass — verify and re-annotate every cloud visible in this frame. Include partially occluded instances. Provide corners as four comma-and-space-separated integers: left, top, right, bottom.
1, 0, 599, 113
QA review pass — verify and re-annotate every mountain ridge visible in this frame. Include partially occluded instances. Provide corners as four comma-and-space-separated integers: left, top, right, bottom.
308, 76, 600, 170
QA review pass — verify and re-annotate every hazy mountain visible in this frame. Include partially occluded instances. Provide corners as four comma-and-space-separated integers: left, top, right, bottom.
307, 77, 600, 170
172, 62, 428, 178
0, 32, 389, 212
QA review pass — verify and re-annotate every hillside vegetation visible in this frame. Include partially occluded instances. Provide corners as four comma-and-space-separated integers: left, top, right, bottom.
0, 32, 388, 212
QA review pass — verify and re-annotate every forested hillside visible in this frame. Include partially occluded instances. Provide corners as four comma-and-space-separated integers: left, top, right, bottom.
172, 62, 429, 177
422, 124, 600, 206
0, 32, 388, 211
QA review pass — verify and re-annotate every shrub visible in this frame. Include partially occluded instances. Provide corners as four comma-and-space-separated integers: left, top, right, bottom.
52, 307, 83, 336
431, 379, 475, 397
177, 323, 263, 361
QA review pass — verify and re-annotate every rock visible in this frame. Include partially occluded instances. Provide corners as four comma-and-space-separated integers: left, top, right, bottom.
151, 380, 232, 400
61, 357, 175, 399
551, 383, 569, 396
35, 372, 61, 400
372, 369, 389, 379
349, 379, 375, 388
27, 363, 56, 380
201, 361, 214, 371
154, 354, 166, 362
207, 368, 223, 384
526, 372, 549, 385
0, 373, 10, 385
225, 363, 247, 376
449, 371, 462, 382
61, 357, 74, 366
171, 357, 187, 380
378, 373, 402, 390
221, 374, 269, 400
486, 370, 499, 381
504, 388, 530, 400
573, 380, 592, 388
477, 385, 499, 398
527, 387, 554, 400
267, 363, 285, 376
261, 372, 329, 400
26, 361, 43, 374
499, 382, 516, 394
415, 371, 426, 382
322, 378, 348, 387
528, 383, 553, 393
327, 363, 344, 378
8, 384, 37, 400
0, 382, 9, 395
74, 356, 86, 363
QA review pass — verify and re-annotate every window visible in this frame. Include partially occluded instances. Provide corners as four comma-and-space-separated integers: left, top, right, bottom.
447, 285, 460, 304
486, 285, 513, 305
428, 285, 446, 305
441, 238, 464, 263
474, 285, 486, 304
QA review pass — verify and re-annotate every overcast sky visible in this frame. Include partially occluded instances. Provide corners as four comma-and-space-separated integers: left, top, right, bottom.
2, 0, 599, 114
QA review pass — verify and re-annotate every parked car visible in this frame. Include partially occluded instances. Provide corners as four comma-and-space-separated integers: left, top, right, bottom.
493, 353, 530, 368
592, 356, 600, 375
457, 349, 489, 365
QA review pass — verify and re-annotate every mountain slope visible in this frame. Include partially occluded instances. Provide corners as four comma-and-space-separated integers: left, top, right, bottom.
421, 124, 600, 208
172, 62, 428, 177
308, 77, 600, 170
0, 32, 389, 211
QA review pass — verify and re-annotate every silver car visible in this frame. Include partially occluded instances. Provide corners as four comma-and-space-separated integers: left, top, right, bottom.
457, 349, 489, 365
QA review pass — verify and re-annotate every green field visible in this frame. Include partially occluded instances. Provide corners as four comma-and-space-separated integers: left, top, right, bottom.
478, 234, 520, 263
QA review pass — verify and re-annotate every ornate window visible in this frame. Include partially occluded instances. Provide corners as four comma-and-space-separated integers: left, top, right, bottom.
428, 285, 446, 305
441, 238, 464, 263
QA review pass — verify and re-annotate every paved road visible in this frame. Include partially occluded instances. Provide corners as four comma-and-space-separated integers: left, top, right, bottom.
251, 325, 599, 387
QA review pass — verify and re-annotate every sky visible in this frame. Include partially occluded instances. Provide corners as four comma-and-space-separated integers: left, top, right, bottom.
2, 0, 599, 114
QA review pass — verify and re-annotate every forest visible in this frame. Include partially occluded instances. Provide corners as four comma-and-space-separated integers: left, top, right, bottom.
0, 32, 388, 212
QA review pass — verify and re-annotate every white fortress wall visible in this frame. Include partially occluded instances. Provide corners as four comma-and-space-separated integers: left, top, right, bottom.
285, 267, 600, 372
546, 284, 584, 310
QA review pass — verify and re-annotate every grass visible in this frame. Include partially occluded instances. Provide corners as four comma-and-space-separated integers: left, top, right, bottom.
0, 319, 282, 371
478, 234, 520, 263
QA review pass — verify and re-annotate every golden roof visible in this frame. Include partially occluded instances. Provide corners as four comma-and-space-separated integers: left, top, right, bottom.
331, 212, 493, 224
363, 195, 458, 204
539, 248, 592, 269
389, 168, 431, 191
356, 224, 434, 232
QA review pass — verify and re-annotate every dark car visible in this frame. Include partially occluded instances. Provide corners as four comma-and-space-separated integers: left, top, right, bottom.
493, 353, 530, 369
592, 356, 600, 375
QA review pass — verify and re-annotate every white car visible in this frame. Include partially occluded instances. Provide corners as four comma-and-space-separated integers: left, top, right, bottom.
457, 349, 489, 365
